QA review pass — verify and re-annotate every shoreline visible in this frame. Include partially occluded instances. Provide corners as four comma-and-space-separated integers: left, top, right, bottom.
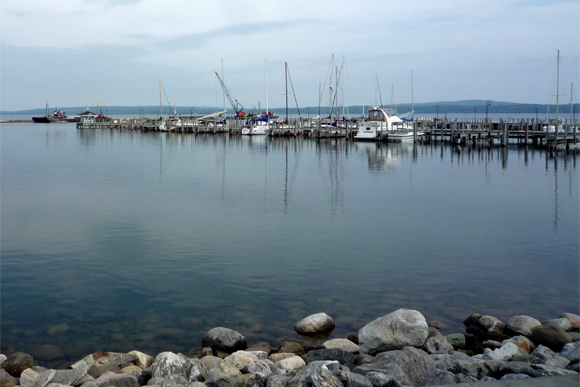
1, 309, 578, 387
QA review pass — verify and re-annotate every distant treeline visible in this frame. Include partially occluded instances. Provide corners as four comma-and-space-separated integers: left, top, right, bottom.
3, 101, 579, 116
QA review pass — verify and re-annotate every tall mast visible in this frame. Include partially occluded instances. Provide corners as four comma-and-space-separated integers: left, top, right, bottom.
159, 80, 162, 118
411, 70, 414, 120
222, 59, 225, 113
362, 78, 365, 118
556, 49, 560, 134
285, 62, 288, 122
329, 54, 334, 116
265, 60, 268, 117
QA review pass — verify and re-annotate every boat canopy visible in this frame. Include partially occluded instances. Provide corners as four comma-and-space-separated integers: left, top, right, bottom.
368, 108, 398, 122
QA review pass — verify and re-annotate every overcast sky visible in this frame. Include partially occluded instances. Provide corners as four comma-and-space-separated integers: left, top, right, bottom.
1, 0, 579, 111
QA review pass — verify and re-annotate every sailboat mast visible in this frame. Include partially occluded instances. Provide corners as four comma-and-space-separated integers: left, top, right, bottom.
285, 62, 289, 122
159, 80, 162, 118
362, 78, 365, 118
411, 70, 414, 118
556, 49, 560, 134
265, 60, 268, 117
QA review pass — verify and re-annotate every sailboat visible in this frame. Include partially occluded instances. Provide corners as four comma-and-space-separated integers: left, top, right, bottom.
242, 60, 270, 136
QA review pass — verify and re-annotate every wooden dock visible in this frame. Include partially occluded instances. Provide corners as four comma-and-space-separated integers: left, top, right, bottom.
76, 116, 579, 150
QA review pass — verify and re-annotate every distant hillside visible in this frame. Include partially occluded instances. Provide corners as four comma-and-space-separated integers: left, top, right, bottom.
2, 101, 578, 116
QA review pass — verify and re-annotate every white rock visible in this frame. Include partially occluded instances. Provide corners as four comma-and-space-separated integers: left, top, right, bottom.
224, 351, 259, 368
482, 342, 519, 362
294, 313, 335, 334
128, 350, 154, 369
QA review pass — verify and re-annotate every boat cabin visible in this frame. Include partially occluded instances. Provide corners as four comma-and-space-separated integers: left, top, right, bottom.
368, 108, 398, 122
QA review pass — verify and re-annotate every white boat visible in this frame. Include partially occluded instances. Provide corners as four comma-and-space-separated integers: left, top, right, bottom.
242, 116, 270, 135
355, 107, 421, 142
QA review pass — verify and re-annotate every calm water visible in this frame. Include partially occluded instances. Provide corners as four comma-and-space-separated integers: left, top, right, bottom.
1, 123, 578, 365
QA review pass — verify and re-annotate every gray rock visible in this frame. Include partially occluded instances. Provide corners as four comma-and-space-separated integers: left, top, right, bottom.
560, 313, 580, 330
423, 370, 456, 386
362, 371, 399, 387
247, 373, 268, 387
201, 328, 247, 353
481, 342, 520, 362
422, 337, 452, 355
453, 374, 478, 384
505, 316, 541, 337
498, 362, 540, 377
266, 375, 290, 387
52, 367, 90, 386
80, 382, 99, 387
561, 342, 580, 362
353, 347, 435, 387
88, 363, 121, 379
531, 321, 573, 351
532, 364, 579, 376
429, 352, 487, 379
304, 349, 355, 366
147, 377, 165, 386
323, 340, 359, 354
477, 315, 503, 338
294, 313, 335, 335
0, 369, 17, 385
277, 357, 306, 372
2, 352, 34, 377
288, 362, 342, 387
150, 352, 202, 382
445, 334, 465, 350
205, 359, 243, 385
358, 309, 429, 355
241, 360, 277, 376
94, 372, 138, 387
340, 372, 371, 387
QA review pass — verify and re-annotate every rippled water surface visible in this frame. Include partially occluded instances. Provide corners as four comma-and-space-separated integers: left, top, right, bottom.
1, 123, 578, 365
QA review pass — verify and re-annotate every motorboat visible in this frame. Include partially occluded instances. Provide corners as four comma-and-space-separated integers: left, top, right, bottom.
242, 116, 270, 135
354, 107, 421, 142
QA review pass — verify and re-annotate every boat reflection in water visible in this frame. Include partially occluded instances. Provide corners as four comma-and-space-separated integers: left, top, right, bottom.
355, 142, 416, 171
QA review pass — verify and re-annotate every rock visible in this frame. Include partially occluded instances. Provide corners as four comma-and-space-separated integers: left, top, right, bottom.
477, 315, 504, 339
561, 313, 580, 330
422, 336, 453, 355
423, 369, 456, 385
532, 364, 580, 376
505, 315, 541, 337
248, 351, 269, 361
247, 373, 268, 387
146, 377, 165, 385
287, 361, 341, 387
463, 314, 482, 327
429, 352, 488, 379
277, 356, 306, 372
247, 343, 274, 356
445, 334, 466, 350
482, 340, 502, 349
2, 352, 34, 377
266, 375, 290, 387
549, 318, 572, 332
201, 327, 247, 353
339, 371, 372, 387
294, 313, 335, 335
362, 371, 399, 387
120, 366, 141, 375
453, 374, 478, 383
498, 362, 540, 377
428, 321, 446, 330
500, 373, 531, 380
150, 352, 201, 382
304, 349, 355, 366
95, 371, 138, 387
224, 351, 259, 368
0, 379, 14, 387
240, 360, 276, 376
323, 339, 359, 354
46, 324, 70, 336
0, 369, 17, 385
205, 359, 243, 385
531, 321, 573, 351
530, 344, 570, 368
269, 354, 296, 363
279, 342, 305, 356
52, 366, 92, 386
358, 309, 429, 355
561, 342, 580, 362
20, 368, 39, 386
353, 347, 435, 387
502, 335, 536, 354
88, 363, 121, 379
128, 351, 154, 369
482, 342, 520, 362
93, 353, 138, 367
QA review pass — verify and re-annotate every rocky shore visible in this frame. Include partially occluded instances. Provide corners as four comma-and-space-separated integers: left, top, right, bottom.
1, 309, 579, 387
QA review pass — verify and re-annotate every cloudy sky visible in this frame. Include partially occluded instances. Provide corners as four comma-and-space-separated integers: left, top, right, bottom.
1, 0, 578, 111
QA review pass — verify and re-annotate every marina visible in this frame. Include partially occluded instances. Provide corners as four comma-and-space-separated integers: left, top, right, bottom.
74, 112, 580, 150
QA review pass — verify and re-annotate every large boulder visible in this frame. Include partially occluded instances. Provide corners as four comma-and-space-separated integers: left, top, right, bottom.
323, 339, 359, 354
150, 352, 202, 382
505, 315, 541, 337
2, 352, 34, 378
560, 313, 580, 330
287, 361, 341, 387
531, 321, 573, 351
294, 313, 335, 335
358, 309, 428, 355
201, 327, 247, 353
353, 347, 435, 387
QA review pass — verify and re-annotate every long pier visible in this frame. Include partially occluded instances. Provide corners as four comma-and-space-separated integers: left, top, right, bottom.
76, 116, 579, 150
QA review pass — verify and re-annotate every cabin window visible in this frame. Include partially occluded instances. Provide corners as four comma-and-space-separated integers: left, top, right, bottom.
369, 110, 384, 121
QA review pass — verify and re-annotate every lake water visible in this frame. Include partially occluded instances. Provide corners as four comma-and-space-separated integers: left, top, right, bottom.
1, 122, 578, 366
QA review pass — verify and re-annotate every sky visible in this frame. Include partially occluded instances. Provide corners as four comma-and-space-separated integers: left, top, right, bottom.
1, 0, 579, 112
